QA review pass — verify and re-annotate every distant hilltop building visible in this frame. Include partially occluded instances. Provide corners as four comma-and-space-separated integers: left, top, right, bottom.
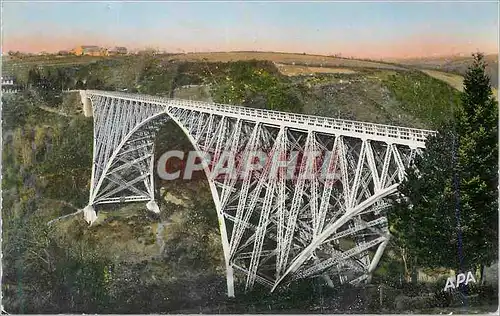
108, 46, 128, 55
71, 45, 105, 56
71, 45, 128, 56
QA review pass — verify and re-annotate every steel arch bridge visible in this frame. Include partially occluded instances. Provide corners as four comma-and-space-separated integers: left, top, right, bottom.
79, 90, 435, 297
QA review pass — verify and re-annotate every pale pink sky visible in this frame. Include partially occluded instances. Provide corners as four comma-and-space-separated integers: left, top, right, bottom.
2, 2, 498, 59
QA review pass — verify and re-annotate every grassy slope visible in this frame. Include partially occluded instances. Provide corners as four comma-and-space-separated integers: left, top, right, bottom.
420, 69, 465, 91
295, 71, 427, 128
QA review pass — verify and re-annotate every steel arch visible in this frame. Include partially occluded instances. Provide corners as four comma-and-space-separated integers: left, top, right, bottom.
79, 90, 435, 297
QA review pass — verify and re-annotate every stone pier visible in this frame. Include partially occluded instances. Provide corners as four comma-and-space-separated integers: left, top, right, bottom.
79, 90, 93, 117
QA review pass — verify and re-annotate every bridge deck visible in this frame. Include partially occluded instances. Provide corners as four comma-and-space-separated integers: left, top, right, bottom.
84, 90, 436, 148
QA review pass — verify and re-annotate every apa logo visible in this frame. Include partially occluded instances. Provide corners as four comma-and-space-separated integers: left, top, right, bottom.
443, 271, 477, 291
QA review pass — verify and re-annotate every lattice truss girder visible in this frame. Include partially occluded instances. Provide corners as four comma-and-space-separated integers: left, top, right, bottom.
86, 93, 423, 292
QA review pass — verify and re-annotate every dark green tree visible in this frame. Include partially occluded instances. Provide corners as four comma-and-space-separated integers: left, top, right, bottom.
27, 67, 42, 88
388, 53, 498, 278
456, 53, 498, 278
389, 122, 458, 271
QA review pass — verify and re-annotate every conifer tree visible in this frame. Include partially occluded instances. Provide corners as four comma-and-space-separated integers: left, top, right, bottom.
389, 53, 498, 278
456, 53, 498, 277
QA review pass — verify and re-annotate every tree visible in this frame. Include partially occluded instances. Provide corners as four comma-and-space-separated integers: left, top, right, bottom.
388, 52, 498, 279
2, 94, 37, 130
7, 50, 22, 57
27, 67, 42, 88
389, 122, 459, 272
456, 53, 498, 279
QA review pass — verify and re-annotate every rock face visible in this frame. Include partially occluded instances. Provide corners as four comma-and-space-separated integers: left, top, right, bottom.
173, 85, 212, 102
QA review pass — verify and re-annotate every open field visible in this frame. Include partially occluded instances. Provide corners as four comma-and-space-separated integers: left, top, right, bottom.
1, 55, 132, 77
3, 55, 110, 68
167, 51, 407, 70
420, 69, 498, 98
389, 54, 498, 86
275, 62, 358, 76
388, 54, 498, 67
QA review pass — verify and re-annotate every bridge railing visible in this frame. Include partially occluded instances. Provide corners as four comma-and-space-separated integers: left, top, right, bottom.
85, 90, 436, 146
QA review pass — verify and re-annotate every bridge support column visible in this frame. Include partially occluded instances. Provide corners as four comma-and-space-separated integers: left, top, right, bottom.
83, 205, 98, 225
322, 274, 335, 288
79, 90, 93, 117
146, 200, 160, 213
366, 237, 390, 283
226, 264, 235, 297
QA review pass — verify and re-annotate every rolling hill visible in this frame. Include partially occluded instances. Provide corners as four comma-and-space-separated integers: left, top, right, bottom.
387, 54, 498, 86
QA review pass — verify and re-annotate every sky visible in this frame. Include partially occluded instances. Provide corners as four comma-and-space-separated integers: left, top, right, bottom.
2, 0, 499, 59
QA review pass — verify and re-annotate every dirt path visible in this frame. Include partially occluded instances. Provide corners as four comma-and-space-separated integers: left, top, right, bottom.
156, 221, 167, 255
38, 105, 74, 117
